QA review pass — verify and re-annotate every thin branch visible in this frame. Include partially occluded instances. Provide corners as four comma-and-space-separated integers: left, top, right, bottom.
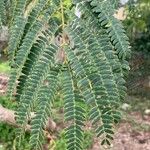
0, 105, 56, 132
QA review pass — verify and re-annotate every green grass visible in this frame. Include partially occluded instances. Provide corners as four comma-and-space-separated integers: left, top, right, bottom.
0, 61, 10, 74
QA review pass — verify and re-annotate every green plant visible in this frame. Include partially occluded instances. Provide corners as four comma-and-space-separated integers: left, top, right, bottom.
123, 0, 150, 97
0, 61, 10, 74
55, 130, 93, 150
1, 0, 131, 149
0, 96, 30, 150
124, 0, 150, 52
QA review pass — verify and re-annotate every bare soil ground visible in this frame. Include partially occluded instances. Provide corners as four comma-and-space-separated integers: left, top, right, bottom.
90, 112, 150, 150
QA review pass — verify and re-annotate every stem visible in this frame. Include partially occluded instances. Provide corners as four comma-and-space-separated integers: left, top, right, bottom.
60, 0, 65, 46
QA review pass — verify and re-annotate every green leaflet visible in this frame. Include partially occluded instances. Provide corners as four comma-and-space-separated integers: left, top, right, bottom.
24, 0, 49, 32
62, 69, 85, 150
16, 18, 60, 101
13, 0, 27, 17
8, 0, 27, 62
8, 0, 49, 63
0, 0, 7, 25
7, 3, 58, 98
16, 43, 58, 143
65, 19, 120, 143
89, 0, 131, 60
65, 1, 129, 144
30, 69, 60, 149
8, 16, 26, 63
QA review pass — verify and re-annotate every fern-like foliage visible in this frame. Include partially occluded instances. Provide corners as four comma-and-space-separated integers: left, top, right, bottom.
0, 0, 7, 26
62, 69, 85, 150
30, 68, 60, 149
6, 0, 131, 149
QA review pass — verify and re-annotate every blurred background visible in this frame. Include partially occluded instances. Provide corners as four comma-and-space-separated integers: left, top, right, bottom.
0, 0, 150, 149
